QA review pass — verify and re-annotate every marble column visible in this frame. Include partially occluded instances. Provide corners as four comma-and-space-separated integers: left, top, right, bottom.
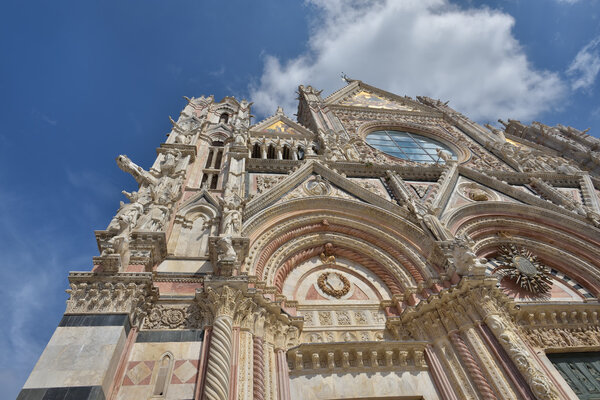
253, 336, 265, 400
275, 349, 291, 400
425, 345, 459, 400
203, 314, 234, 400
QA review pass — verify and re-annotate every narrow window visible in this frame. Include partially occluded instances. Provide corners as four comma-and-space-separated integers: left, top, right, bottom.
252, 143, 261, 158
153, 354, 173, 396
267, 144, 276, 159
282, 146, 291, 160
200, 174, 208, 188
219, 113, 229, 124
214, 149, 223, 168
205, 150, 214, 169
210, 174, 218, 189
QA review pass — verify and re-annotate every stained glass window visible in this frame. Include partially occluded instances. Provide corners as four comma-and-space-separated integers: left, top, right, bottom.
365, 130, 457, 163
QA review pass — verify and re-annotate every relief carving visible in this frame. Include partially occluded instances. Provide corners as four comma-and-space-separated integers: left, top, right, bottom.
144, 303, 204, 329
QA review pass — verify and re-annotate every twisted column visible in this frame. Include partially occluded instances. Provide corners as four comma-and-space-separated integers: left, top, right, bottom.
203, 315, 233, 400
252, 336, 265, 400
448, 330, 498, 400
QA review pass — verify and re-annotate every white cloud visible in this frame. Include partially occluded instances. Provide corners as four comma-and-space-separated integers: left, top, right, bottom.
567, 36, 600, 92
250, 0, 567, 122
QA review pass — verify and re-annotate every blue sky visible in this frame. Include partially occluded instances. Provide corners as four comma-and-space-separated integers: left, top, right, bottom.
0, 0, 599, 396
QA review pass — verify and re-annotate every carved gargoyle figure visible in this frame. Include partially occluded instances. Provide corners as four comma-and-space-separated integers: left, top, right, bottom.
116, 155, 158, 186
449, 235, 487, 276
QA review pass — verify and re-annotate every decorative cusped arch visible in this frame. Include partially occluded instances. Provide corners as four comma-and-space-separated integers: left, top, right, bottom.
444, 202, 600, 298
243, 197, 445, 298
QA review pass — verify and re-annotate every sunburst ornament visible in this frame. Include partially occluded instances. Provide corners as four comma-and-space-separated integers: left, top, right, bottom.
492, 245, 552, 294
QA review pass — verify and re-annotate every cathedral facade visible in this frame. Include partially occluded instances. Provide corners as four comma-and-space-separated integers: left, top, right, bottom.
20, 80, 600, 399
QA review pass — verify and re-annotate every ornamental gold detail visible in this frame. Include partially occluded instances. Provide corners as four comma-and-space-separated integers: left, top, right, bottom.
317, 271, 350, 298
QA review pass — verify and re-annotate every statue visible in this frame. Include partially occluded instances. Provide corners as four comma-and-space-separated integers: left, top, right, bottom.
484, 123, 506, 142
304, 175, 330, 196
216, 236, 236, 262
222, 208, 242, 236
450, 235, 487, 276
136, 205, 168, 232
320, 242, 336, 264
436, 148, 455, 164
106, 200, 143, 233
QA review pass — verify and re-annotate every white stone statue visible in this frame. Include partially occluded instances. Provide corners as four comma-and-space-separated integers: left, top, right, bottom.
222, 208, 242, 236
136, 205, 169, 232
216, 235, 236, 262
436, 148, 455, 164
450, 235, 487, 276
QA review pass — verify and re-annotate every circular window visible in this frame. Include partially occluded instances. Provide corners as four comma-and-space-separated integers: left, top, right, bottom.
365, 130, 457, 163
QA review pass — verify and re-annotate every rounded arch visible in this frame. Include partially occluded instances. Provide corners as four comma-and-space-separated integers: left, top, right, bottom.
445, 202, 600, 297
290, 259, 393, 302
243, 197, 444, 298
356, 120, 471, 164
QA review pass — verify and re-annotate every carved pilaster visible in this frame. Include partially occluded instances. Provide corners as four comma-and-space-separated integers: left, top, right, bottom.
478, 304, 560, 400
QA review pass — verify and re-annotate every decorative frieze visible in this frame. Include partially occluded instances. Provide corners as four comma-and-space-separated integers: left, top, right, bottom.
287, 341, 428, 374
65, 272, 158, 327
144, 303, 204, 330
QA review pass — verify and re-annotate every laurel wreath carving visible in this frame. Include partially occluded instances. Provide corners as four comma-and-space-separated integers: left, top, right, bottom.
317, 272, 351, 298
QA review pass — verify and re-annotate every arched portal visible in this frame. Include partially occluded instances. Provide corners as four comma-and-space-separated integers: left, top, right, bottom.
445, 202, 600, 300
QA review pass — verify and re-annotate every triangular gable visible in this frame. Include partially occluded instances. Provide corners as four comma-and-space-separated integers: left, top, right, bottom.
244, 160, 405, 219
441, 176, 523, 217
276, 174, 363, 205
435, 166, 589, 221
339, 90, 415, 111
250, 107, 314, 137
324, 80, 436, 114
176, 189, 221, 215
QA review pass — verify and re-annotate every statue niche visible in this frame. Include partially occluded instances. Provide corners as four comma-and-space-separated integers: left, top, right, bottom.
169, 204, 218, 258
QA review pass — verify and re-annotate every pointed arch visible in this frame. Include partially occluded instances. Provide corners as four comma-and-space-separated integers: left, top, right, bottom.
168, 192, 220, 257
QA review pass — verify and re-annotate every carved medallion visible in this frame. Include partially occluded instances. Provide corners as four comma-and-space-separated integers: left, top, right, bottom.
303, 175, 331, 196
493, 245, 552, 294
317, 271, 350, 298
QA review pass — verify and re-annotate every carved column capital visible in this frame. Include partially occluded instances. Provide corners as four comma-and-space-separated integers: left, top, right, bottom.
197, 285, 252, 322
65, 272, 158, 327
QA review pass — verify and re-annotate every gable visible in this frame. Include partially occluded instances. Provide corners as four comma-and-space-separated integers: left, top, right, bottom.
440, 176, 523, 218
244, 161, 405, 219
339, 90, 417, 111
262, 120, 302, 135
